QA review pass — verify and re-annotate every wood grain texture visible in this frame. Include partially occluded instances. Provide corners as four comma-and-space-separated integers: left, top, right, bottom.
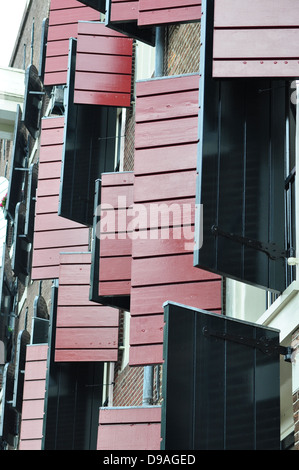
213, 0, 299, 77
97, 406, 161, 450
55, 252, 119, 362
19, 345, 48, 450
32, 117, 89, 281
74, 22, 133, 107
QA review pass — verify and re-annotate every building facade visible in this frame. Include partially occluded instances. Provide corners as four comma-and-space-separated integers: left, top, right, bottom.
0, 0, 298, 451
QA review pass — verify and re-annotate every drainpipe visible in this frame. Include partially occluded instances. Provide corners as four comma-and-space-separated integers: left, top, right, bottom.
142, 26, 165, 406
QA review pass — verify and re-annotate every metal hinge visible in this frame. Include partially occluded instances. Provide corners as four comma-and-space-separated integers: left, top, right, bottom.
202, 326, 292, 362
211, 225, 290, 260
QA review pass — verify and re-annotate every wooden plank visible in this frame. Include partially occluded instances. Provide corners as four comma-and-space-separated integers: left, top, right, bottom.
129, 344, 163, 366
40, 126, 64, 146
36, 178, 61, 198
138, 0, 201, 26
56, 284, 92, 305
77, 34, 133, 55
130, 280, 222, 315
132, 253, 219, 287
50, 0, 85, 10
19, 419, 44, 440
97, 422, 161, 450
76, 52, 133, 74
47, 22, 78, 41
110, 1, 139, 22
38, 161, 62, 180
135, 116, 199, 149
19, 440, 43, 450
130, 314, 164, 345
99, 256, 131, 281
55, 327, 118, 349
21, 400, 45, 420
213, 59, 299, 79
56, 306, 119, 327
35, 195, 59, 215
39, 144, 63, 163
25, 345, 48, 362
23, 380, 46, 400
34, 213, 86, 231
55, 348, 118, 362
44, 71, 69, 86
136, 74, 199, 97
132, 227, 195, 257
49, 7, 99, 26
33, 227, 88, 248
134, 144, 197, 175
99, 280, 131, 296
74, 71, 132, 93
133, 170, 197, 202
214, 0, 299, 28
74, 91, 132, 107
24, 362, 47, 381
99, 406, 161, 424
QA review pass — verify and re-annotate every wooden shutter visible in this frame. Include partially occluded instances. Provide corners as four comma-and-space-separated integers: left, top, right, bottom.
44, 0, 100, 86
0, 363, 18, 446
138, 0, 202, 26
74, 21, 133, 107
5, 106, 28, 220
130, 75, 222, 366
162, 302, 281, 450
90, 173, 133, 310
32, 117, 89, 280
194, 0, 291, 293
59, 38, 117, 227
11, 202, 30, 283
213, 0, 299, 78
19, 345, 48, 450
13, 330, 30, 413
22, 64, 44, 139
24, 163, 38, 243
55, 252, 119, 362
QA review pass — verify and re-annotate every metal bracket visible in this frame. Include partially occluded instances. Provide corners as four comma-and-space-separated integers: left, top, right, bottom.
211, 225, 288, 260
202, 326, 293, 362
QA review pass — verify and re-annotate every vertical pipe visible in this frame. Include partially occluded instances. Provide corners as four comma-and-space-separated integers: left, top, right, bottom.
296, 82, 299, 281
142, 26, 165, 406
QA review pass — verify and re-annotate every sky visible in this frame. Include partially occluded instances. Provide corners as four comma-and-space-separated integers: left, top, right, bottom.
0, 1, 28, 67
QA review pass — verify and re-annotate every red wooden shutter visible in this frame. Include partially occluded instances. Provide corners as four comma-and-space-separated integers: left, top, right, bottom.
32, 117, 89, 280
19, 345, 48, 450
98, 172, 133, 299
213, 0, 299, 78
44, 0, 99, 86
129, 75, 222, 366
55, 252, 119, 362
74, 21, 133, 107
138, 0, 202, 26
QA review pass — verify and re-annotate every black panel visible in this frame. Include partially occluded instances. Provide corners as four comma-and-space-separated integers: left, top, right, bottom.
161, 302, 281, 450
0, 245, 15, 349
11, 202, 30, 283
24, 163, 38, 243
77, 0, 106, 12
90, 178, 130, 310
5, 106, 28, 220
22, 64, 44, 139
31, 318, 49, 344
194, 0, 291, 293
0, 363, 18, 447
59, 39, 117, 226
42, 283, 104, 450
13, 330, 30, 413
106, 0, 155, 46
38, 18, 49, 81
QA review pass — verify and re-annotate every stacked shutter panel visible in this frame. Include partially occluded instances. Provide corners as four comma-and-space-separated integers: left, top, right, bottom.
32, 117, 89, 280
129, 75, 222, 366
74, 21, 133, 107
44, 0, 100, 86
213, 0, 299, 78
98, 172, 134, 299
55, 252, 119, 362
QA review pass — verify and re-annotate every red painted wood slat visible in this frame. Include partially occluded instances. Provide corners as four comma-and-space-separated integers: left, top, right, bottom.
129, 75, 222, 366
55, 252, 119, 362
32, 117, 89, 281
19, 345, 48, 450
213, 0, 299, 78
110, 0, 139, 22
74, 22, 133, 107
97, 406, 161, 450
138, 0, 202, 26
